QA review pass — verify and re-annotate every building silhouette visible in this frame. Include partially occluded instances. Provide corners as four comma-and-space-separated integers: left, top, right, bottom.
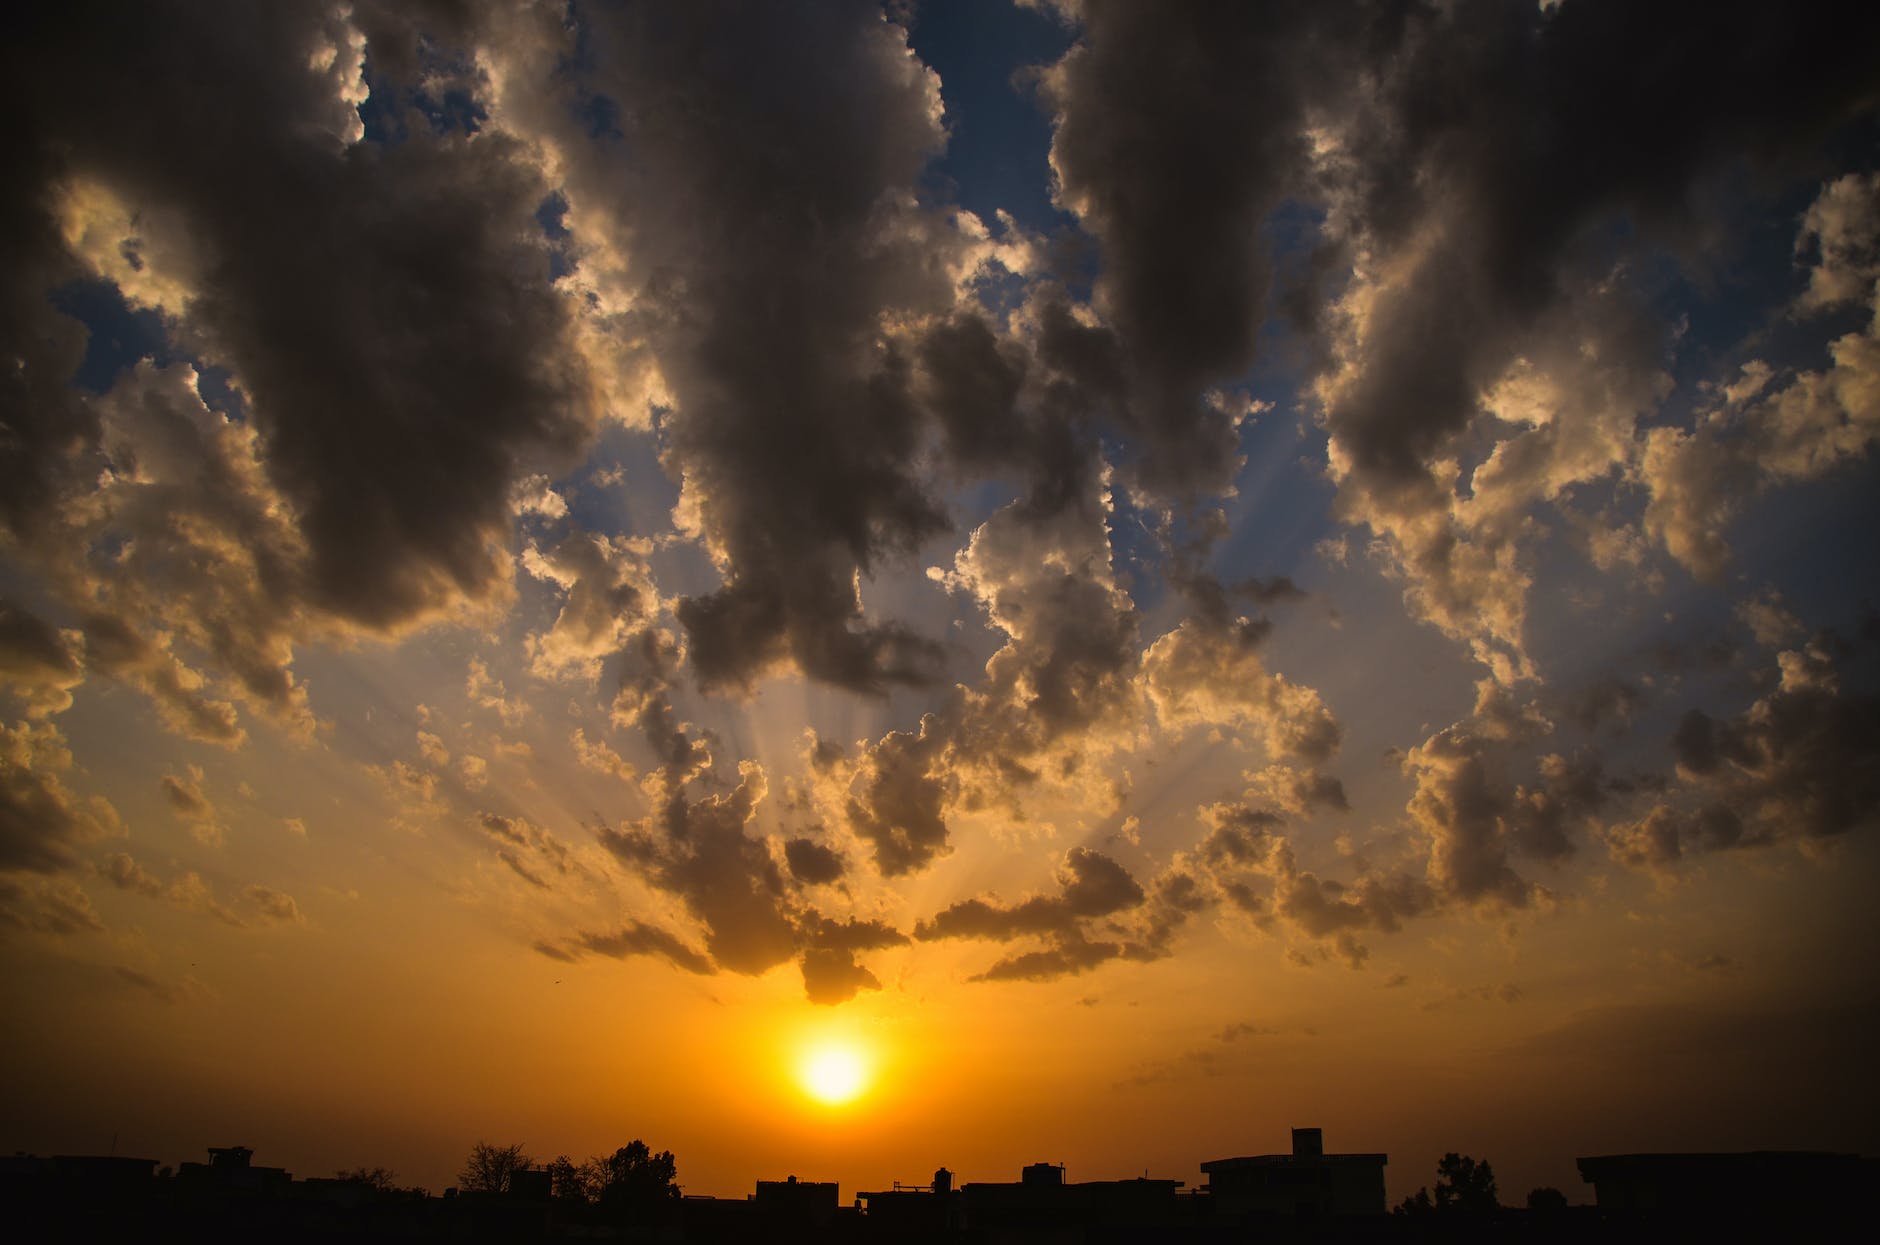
6, 1131, 1876, 1241
1200, 1126, 1389, 1217
1576, 1150, 1879, 1215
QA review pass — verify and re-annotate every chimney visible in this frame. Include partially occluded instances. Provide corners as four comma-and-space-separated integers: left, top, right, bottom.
1292, 1128, 1324, 1158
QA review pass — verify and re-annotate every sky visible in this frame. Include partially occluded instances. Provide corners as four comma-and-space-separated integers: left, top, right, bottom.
3, 0, 1879, 1206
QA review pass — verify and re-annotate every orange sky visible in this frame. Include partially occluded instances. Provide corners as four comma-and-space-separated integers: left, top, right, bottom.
3, 0, 1878, 1207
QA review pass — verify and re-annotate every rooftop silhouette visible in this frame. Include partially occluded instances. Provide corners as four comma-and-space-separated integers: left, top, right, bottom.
7, 1127, 1874, 1242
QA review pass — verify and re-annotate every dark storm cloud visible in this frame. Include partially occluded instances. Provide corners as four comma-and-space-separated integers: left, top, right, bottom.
783, 837, 848, 887
914, 307, 1104, 515
0, 106, 97, 544
505, 0, 975, 695
1319, 0, 1880, 483
1039, 0, 1880, 683
1039, 0, 1348, 494
2, 0, 599, 635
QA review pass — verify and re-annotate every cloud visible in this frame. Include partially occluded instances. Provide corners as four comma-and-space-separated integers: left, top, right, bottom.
0, 720, 120, 873
0, 600, 83, 718
843, 716, 952, 877
914, 846, 1151, 982
570, 729, 637, 785
100, 850, 298, 930
160, 871, 245, 928
1115, 1019, 1310, 1089
416, 732, 450, 768
472, 0, 992, 694
1200, 798, 1431, 968
783, 837, 847, 887
1141, 616, 1342, 763
477, 812, 580, 885
1641, 174, 1880, 579
1737, 589, 1805, 650
99, 851, 165, 898
521, 531, 657, 683
1175, 1, 1880, 681
1398, 682, 1607, 908
1420, 981, 1524, 1012
242, 885, 305, 925
833, 475, 1156, 882
1606, 635, 1880, 876
535, 920, 713, 977
599, 763, 799, 978
160, 764, 226, 845
112, 965, 212, 1005
798, 915, 910, 1005
0, 875, 104, 936
1038, 1, 1335, 494
0, 2, 616, 749
78, 610, 247, 748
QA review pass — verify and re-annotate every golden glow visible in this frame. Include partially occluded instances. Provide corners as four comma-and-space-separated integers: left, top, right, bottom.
799, 1041, 871, 1105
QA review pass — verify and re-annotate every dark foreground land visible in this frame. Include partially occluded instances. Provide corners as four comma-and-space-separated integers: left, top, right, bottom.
6, 1145, 1876, 1245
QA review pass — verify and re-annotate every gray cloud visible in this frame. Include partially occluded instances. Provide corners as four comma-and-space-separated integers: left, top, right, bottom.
799, 915, 910, 1005
1039, 0, 1342, 494
844, 716, 952, 877
914, 846, 1156, 983
0, 720, 118, 874
0, 1, 605, 743
0, 875, 104, 936
783, 837, 848, 887
1609, 637, 1880, 876
539, 920, 714, 977
0, 600, 83, 718
473, 0, 979, 694
1200, 797, 1432, 968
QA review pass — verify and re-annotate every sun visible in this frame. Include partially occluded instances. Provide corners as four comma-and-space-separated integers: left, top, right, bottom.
799, 1042, 871, 1105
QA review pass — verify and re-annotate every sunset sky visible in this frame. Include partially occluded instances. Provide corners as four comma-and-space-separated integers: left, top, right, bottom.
3, 0, 1878, 1204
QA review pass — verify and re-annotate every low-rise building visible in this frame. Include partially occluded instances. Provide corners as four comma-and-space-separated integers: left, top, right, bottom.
1200, 1127, 1388, 1217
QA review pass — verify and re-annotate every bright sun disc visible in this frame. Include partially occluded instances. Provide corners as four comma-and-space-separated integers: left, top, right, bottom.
801, 1044, 869, 1105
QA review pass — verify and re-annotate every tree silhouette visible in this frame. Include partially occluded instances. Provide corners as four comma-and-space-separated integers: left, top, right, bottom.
1395, 1152, 1499, 1214
335, 1166, 397, 1192
1434, 1153, 1498, 1211
458, 1141, 530, 1195
593, 1139, 679, 1214
547, 1154, 591, 1204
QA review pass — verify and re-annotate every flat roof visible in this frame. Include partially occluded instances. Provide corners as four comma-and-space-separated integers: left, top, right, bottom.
1202, 1154, 1387, 1170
